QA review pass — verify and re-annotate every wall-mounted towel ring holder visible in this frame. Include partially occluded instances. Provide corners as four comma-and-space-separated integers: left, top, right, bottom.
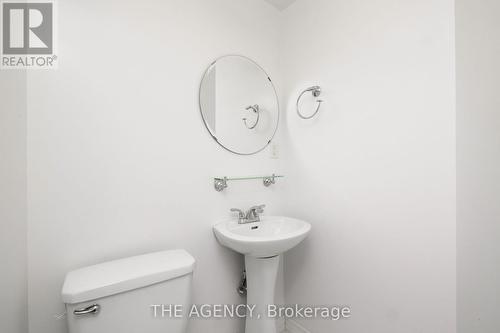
243, 104, 260, 129
296, 86, 323, 119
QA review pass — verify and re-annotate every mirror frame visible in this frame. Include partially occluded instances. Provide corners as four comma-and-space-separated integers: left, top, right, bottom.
198, 55, 280, 155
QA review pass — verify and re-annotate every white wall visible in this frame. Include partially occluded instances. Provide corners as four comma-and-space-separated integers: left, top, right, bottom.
26, 1, 284, 332
279, 0, 456, 332
0, 71, 28, 332
456, 1, 500, 332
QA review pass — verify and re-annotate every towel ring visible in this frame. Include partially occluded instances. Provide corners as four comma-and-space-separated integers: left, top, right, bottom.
296, 86, 323, 119
243, 104, 260, 129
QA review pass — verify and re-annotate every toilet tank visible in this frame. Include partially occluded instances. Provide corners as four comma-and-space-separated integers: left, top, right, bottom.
62, 249, 195, 333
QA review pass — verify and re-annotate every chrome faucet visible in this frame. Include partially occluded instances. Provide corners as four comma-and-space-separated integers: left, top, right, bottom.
230, 205, 266, 224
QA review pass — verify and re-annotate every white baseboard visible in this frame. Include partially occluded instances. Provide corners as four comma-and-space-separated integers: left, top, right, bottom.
285, 319, 311, 333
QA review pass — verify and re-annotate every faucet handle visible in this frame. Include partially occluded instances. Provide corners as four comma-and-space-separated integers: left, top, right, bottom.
246, 205, 265, 218
230, 208, 245, 219
253, 204, 266, 213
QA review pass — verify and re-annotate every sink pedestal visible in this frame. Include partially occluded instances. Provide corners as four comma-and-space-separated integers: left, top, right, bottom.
213, 216, 311, 332
245, 255, 279, 333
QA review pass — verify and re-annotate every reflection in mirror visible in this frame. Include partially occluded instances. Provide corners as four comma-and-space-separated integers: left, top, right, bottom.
199, 55, 279, 155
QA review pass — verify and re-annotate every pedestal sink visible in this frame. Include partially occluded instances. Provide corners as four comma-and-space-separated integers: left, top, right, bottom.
213, 216, 311, 333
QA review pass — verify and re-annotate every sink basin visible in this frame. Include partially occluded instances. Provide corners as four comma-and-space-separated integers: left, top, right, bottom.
213, 216, 311, 258
213, 215, 311, 333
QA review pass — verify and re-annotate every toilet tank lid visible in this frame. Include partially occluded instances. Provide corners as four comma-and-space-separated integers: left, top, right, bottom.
61, 249, 195, 304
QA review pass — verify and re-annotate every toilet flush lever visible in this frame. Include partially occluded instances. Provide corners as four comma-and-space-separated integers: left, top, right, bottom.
74, 304, 100, 316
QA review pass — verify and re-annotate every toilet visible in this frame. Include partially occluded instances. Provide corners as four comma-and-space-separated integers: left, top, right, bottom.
61, 249, 195, 333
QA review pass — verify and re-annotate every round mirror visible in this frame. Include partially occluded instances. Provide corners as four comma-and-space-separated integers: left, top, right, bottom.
199, 55, 279, 155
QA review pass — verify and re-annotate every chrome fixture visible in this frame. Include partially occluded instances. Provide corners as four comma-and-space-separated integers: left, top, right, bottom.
296, 85, 323, 119
214, 177, 228, 192
230, 205, 266, 224
213, 174, 283, 191
245, 205, 265, 223
237, 270, 247, 296
230, 208, 245, 222
263, 174, 277, 187
73, 304, 100, 316
243, 104, 260, 129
